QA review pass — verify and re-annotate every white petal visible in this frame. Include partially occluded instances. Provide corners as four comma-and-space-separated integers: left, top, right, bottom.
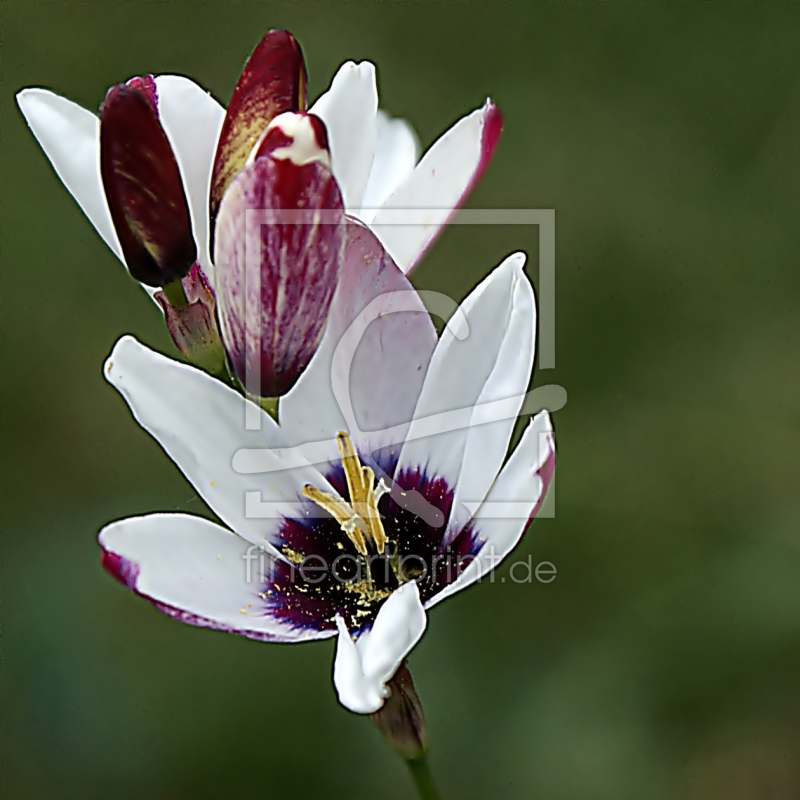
310, 61, 378, 213
369, 99, 501, 273
280, 221, 437, 469
104, 336, 332, 554
358, 110, 419, 224
155, 75, 225, 284
16, 88, 122, 261
427, 411, 555, 609
396, 254, 525, 508
445, 264, 536, 542
99, 513, 331, 642
333, 581, 427, 713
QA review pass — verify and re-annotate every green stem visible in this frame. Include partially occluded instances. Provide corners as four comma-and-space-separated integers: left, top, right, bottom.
406, 757, 441, 800
162, 277, 188, 308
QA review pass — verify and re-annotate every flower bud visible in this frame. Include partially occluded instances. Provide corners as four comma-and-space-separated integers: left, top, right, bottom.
100, 79, 196, 287
370, 662, 428, 761
209, 29, 307, 240
213, 113, 345, 398
155, 264, 226, 376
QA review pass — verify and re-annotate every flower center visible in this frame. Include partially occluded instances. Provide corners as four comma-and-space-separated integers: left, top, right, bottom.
301, 431, 391, 557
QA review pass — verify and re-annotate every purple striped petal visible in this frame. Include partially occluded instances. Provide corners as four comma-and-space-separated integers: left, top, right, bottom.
214, 122, 345, 397
280, 219, 438, 468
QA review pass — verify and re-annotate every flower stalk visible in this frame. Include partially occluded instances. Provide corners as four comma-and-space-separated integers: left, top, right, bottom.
406, 756, 441, 800
370, 662, 428, 759
369, 662, 442, 799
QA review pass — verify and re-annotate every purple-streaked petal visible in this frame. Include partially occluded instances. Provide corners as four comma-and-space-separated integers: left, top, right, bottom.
280, 220, 437, 469
334, 581, 427, 714
209, 30, 307, 234
155, 75, 225, 282
426, 411, 555, 609
358, 110, 419, 224
100, 513, 332, 642
396, 253, 525, 515
16, 88, 123, 261
104, 335, 333, 554
100, 83, 196, 286
310, 61, 378, 213
368, 99, 502, 274
214, 145, 345, 397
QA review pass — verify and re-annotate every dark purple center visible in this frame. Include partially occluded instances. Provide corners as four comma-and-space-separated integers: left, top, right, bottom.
260, 459, 480, 635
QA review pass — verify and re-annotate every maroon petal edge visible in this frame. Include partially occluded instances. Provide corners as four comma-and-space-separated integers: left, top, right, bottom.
99, 546, 318, 644
407, 99, 503, 274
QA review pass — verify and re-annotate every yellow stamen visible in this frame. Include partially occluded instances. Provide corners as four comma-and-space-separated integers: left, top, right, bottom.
337, 431, 366, 509
362, 466, 388, 554
302, 432, 389, 556
341, 516, 368, 556
300, 484, 368, 554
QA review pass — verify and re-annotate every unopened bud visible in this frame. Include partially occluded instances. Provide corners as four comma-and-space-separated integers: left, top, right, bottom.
155, 264, 226, 376
100, 79, 197, 287
370, 662, 428, 761
213, 126, 345, 397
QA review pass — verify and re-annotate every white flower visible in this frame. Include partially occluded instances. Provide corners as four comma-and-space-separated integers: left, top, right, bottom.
98, 226, 555, 714
15, 33, 501, 284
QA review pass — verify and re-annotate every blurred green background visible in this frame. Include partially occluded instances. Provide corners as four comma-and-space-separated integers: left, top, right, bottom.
3, 2, 800, 798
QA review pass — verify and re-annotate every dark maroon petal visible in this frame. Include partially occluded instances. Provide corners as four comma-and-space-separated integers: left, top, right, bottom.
209, 30, 307, 236
214, 154, 345, 397
125, 74, 158, 111
100, 83, 196, 286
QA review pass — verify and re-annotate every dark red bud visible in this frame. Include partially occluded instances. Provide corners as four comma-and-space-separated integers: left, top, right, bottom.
209, 30, 308, 242
100, 81, 196, 287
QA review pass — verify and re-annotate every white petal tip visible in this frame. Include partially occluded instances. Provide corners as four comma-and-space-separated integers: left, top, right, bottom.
333, 583, 427, 714
508, 251, 527, 274
15, 87, 34, 106
352, 60, 376, 77
494, 251, 527, 283
103, 335, 141, 385
15, 87, 51, 120
530, 409, 554, 435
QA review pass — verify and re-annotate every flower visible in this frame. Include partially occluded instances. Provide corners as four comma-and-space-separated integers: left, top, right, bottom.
16, 30, 502, 285
98, 225, 555, 714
